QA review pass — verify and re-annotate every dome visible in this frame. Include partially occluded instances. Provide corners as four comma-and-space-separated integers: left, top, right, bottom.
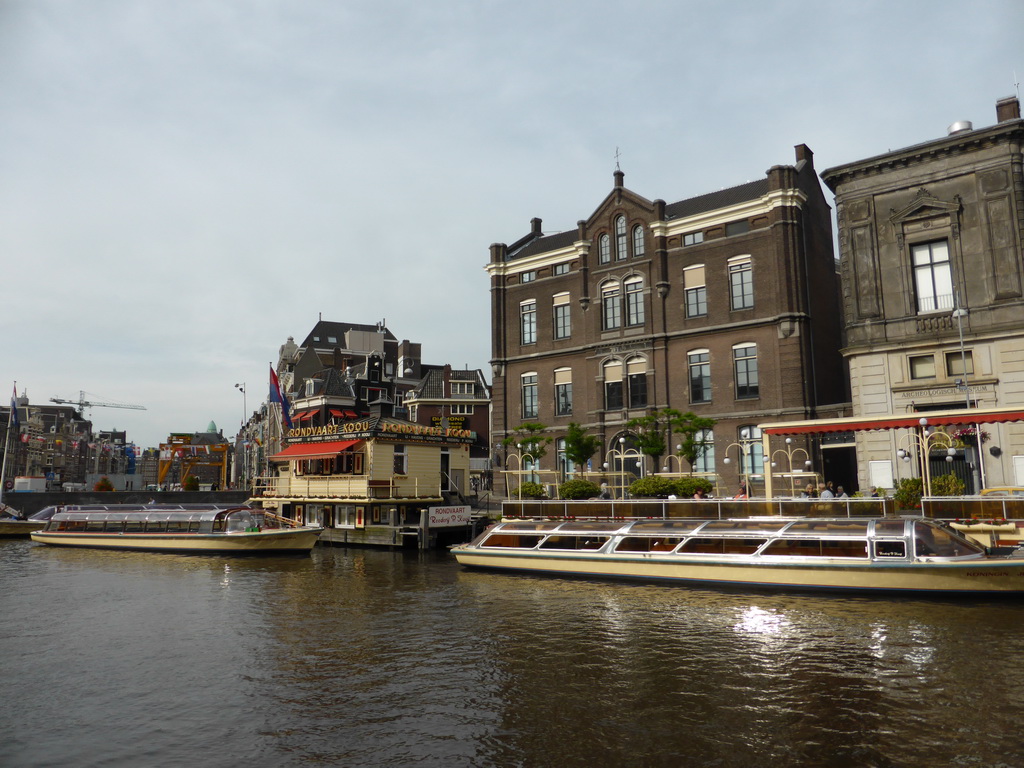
206, 420, 218, 433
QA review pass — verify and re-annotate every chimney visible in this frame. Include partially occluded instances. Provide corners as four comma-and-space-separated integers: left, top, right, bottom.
997, 95, 1021, 123
614, 169, 624, 188
794, 144, 813, 166
530, 217, 542, 236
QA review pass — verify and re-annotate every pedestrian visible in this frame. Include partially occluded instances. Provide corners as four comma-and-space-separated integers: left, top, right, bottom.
819, 483, 834, 499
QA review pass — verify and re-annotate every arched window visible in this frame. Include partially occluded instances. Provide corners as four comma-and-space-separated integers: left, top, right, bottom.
598, 234, 611, 264
615, 215, 628, 260
732, 342, 759, 399
632, 225, 645, 258
624, 276, 645, 326
602, 281, 621, 330
521, 372, 538, 419
554, 367, 573, 416
603, 360, 623, 410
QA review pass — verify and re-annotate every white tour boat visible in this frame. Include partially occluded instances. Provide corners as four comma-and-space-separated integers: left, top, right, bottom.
451, 517, 1024, 594
30, 505, 322, 554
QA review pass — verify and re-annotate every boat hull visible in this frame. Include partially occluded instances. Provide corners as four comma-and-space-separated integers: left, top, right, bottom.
30, 527, 323, 554
451, 548, 1024, 594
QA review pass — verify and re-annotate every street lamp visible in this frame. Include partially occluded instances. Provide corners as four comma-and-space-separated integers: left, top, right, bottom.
603, 436, 644, 499
896, 418, 956, 496
770, 437, 813, 497
952, 302, 986, 490
723, 428, 757, 497
235, 383, 247, 490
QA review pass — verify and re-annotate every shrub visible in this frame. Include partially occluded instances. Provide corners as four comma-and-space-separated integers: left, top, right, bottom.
511, 481, 547, 499
893, 477, 923, 510
628, 475, 678, 498
182, 475, 200, 492
93, 476, 114, 492
674, 476, 714, 498
559, 478, 602, 500
930, 473, 966, 497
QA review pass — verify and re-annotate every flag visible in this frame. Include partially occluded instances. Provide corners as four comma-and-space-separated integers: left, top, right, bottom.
9, 385, 18, 429
269, 365, 292, 429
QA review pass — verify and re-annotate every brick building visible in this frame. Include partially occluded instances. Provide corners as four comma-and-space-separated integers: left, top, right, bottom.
488, 146, 847, 494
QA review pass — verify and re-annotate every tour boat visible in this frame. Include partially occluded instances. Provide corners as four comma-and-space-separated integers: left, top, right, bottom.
0, 506, 45, 537
451, 517, 1024, 594
30, 505, 322, 554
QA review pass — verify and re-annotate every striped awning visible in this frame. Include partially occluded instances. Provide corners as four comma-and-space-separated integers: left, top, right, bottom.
761, 407, 1024, 436
269, 440, 361, 461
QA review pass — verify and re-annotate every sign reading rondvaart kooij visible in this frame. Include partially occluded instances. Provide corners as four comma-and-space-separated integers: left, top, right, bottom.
428, 505, 471, 527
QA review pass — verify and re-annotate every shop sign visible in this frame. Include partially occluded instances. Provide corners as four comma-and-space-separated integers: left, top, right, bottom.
428, 505, 471, 527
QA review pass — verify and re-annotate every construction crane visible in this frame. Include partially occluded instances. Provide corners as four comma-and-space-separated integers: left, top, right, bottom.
49, 391, 147, 413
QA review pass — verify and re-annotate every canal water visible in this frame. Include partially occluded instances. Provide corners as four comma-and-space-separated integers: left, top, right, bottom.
3, 539, 1024, 768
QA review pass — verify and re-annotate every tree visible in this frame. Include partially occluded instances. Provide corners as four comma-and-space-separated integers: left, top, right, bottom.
668, 411, 717, 474
563, 422, 602, 471
502, 422, 553, 461
94, 476, 114, 492
182, 475, 200, 492
626, 409, 676, 468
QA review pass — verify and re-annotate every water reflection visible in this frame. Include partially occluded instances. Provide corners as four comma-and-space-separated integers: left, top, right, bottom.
4, 541, 1024, 767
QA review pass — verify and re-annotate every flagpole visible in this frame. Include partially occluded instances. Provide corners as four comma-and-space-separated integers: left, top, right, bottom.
1, 382, 16, 509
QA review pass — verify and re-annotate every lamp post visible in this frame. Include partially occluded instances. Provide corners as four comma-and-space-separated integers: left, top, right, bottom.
770, 437, 813, 497
723, 428, 756, 497
952, 302, 986, 491
603, 436, 644, 499
661, 444, 685, 475
896, 417, 956, 496
235, 383, 246, 490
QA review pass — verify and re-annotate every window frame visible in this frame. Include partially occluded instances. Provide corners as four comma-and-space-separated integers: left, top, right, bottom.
688, 349, 711, 403
632, 225, 645, 258
624, 276, 645, 327
602, 282, 622, 330
615, 215, 628, 260
911, 240, 953, 315
728, 256, 754, 311
520, 299, 537, 345
521, 372, 539, 419
733, 343, 759, 399
684, 264, 707, 318
553, 292, 571, 340
598, 234, 611, 264
554, 367, 573, 417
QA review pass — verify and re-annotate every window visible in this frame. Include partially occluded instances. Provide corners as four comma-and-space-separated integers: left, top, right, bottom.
408, 405, 418, 421
602, 282, 621, 330
327, 336, 337, 343
693, 429, 715, 474
625, 276, 645, 326
451, 381, 474, 395
729, 256, 753, 310
554, 263, 570, 275
627, 358, 648, 408
733, 343, 759, 398
909, 355, 936, 380
554, 368, 573, 416
604, 361, 623, 411
615, 215, 628, 260
946, 350, 974, 377
599, 234, 611, 264
739, 425, 764, 476
684, 264, 707, 317
684, 231, 704, 247
520, 300, 536, 344
521, 373, 538, 418
393, 445, 407, 475
912, 240, 953, 313
726, 220, 750, 237
451, 403, 474, 415
556, 438, 577, 478
632, 225, 645, 258
553, 292, 571, 339
688, 349, 711, 403
521, 271, 536, 283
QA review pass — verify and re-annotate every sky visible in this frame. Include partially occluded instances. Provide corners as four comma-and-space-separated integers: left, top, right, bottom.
2, 0, 1021, 449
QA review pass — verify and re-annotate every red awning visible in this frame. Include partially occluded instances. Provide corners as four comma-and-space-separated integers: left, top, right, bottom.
329, 408, 344, 418
761, 407, 1024, 436
269, 440, 361, 460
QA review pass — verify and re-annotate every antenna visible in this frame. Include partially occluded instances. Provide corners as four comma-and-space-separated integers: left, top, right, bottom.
614, 146, 622, 171
1015, 70, 1020, 100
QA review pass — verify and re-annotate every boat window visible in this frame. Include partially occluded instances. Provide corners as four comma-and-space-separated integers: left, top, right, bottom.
783, 520, 869, 535
615, 536, 683, 553
64, 521, 87, 532
104, 521, 124, 533
679, 537, 766, 555
122, 520, 145, 533
914, 522, 985, 557
85, 521, 106, 532
761, 539, 868, 558
873, 520, 906, 536
212, 521, 225, 532
557, 522, 623, 532
166, 522, 189, 533
145, 521, 168, 533
629, 520, 705, 533
188, 521, 201, 532
481, 533, 544, 549
874, 540, 907, 558
502, 522, 562, 531
700, 520, 785, 533
539, 535, 609, 550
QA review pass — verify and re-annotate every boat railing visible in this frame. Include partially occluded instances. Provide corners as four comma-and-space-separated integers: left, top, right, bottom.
922, 496, 1024, 520
500, 497, 896, 520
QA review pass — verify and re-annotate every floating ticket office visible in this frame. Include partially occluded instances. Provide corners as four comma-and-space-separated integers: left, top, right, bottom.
259, 402, 477, 548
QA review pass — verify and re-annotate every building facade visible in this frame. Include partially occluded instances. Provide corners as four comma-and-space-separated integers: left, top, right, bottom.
488, 147, 847, 495
821, 95, 1024, 492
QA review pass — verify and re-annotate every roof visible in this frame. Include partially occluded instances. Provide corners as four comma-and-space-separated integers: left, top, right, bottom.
504, 178, 771, 262
760, 407, 1024, 436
